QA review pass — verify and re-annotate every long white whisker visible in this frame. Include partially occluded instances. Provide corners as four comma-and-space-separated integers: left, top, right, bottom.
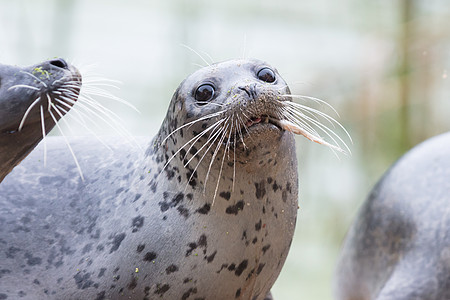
181, 44, 211, 67
40, 105, 47, 166
18, 97, 41, 131
20, 70, 47, 88
48, 109, 85, 180
162, 110, 226, 144
7, 84, 40, 91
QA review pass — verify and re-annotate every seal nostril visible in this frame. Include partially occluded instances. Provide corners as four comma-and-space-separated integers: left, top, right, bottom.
238, 86, 251, 98
49, 59, 69, 69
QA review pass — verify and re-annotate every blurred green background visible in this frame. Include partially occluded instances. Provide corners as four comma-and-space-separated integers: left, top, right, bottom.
1, 0, 449, 299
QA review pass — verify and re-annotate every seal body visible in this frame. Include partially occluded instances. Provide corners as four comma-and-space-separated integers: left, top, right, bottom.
0, 59, 81, 182
335, 132, 450, 300
0, 59, 298, 299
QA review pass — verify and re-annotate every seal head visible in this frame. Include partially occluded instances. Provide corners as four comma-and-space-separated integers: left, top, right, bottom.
0, 58, 81, 181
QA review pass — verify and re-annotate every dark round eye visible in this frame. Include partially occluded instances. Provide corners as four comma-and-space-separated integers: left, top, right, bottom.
195, 84, 215, 104
257, 68, 276, 83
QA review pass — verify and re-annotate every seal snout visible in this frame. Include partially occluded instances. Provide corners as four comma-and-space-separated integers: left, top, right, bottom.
238, 83, 258, 99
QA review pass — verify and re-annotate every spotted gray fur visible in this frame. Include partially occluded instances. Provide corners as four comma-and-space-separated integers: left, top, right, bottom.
0, 59, 299, 299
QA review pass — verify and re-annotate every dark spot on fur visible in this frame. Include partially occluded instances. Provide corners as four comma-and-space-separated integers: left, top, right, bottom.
282, 190, 287, 202
252, 237, 258, 244
235, 288, 241, 298
33, 279, 40, 285
182, 287, 197, 300
6, 246, 20, 259
198, 234, 207, 248
225, 200, 245, 215
286, 182, 292, 193
98, 268, 106, 278
109, 233, 126, 253
133, 193, 142, 202
255, 181, 266, 199
0, 294, 7, 299
166, 264, 179, 274
95, 291, 106, 300
183, 278, 192, 284
177, 205, 190, 219
24, 252, 42, 266
272, 181, 280, 192
158, 192, 185, 212
267, 177, 273, 184
128, 276, 138, 290
143, 252, 157, 262
155, 284, 170, 296
235, 260, 248, 276
219, 191, 231, 200
74, 272, 94, 289
228, 263, 236, 271
196, 203, 211, 214
262, 244, 271, 254
255, 220, 262, 231
82, 243, 93, 254
131, 216, 145, 233
205, 250, 217, 263
137, 244, 145, 253
256, 263, 265, 275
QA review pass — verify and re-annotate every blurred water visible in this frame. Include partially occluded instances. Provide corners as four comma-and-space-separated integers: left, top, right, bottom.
1, 0, 449, 298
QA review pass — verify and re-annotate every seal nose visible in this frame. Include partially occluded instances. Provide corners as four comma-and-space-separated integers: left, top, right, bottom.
49, 58, 69, 70
239, 83, 258, 99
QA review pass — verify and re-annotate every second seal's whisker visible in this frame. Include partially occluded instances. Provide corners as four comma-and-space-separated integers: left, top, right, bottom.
40, 105, 47, 166
48, 109, 84, 180
18, 96, 41, 131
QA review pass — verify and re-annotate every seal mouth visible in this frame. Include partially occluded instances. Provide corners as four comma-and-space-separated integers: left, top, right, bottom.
223, 114, 283, 145
244, 114, 283, 131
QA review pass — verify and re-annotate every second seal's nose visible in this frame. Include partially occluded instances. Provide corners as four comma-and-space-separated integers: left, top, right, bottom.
239, 83, 258, 99
49, 58, 69, 69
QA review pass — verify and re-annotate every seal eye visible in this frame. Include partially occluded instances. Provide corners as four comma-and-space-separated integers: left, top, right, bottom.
195, 84, 215, 104
257, 68, 276, 83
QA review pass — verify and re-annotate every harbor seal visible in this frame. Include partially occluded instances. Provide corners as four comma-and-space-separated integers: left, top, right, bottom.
0, 58, 81, 182
0, 58, 346, 299
334, 132, 450, 300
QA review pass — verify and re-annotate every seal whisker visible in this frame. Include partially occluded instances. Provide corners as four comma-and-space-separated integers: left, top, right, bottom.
282, 107, 321, 137
213, 121, 233, 203
184, 121, 228, 189
203, 120, 229, 197
20, 70, 48, 88
18, 96, 41, 131
54, 102, 112, 151
284, 105, 351, 152
39, 105, 47, 166
55, 98, 105, 132
7, 84, 40, 91
46, 93, 53, 112
80, 85, 139, 112
48, 109, 85, 180
208, 122, 231, 204
282, 107, 349, 155
161, 119, 225, 179
181, 44, 211, 67
69, 94, 135, 138
284, 94, 340, 117
183, 119, 226, 166
162, 110, 226, 144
